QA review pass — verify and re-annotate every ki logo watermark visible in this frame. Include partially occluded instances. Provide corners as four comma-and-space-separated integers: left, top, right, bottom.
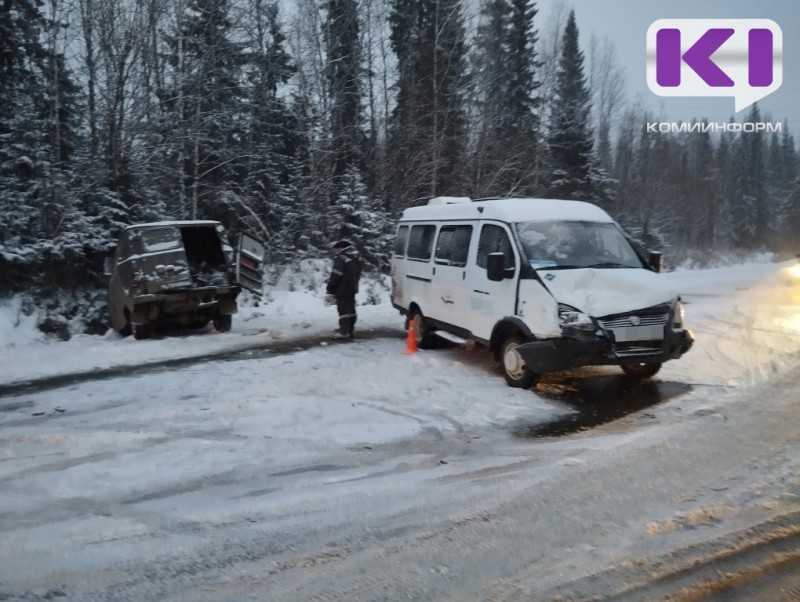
647, 19, 783, 113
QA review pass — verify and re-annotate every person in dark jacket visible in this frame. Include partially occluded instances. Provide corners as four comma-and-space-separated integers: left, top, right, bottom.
326, 240, 362, 339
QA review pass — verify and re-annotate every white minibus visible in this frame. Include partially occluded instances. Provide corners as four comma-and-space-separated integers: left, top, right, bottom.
390, 197, 693, 387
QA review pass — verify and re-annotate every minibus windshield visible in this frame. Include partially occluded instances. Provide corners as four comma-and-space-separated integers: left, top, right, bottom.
516, 220, 644, 270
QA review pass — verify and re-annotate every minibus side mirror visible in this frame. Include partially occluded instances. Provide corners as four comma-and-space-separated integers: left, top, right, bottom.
648, 251, 663, 273
487, 252, 506, 281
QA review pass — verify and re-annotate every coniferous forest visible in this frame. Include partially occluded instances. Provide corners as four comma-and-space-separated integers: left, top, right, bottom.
1, 0, 799, 327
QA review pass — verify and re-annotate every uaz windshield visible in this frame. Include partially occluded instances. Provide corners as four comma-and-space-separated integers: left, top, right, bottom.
516, 220, 644, 270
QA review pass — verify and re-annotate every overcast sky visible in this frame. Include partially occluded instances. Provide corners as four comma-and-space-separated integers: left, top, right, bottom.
541, 0, 799, 127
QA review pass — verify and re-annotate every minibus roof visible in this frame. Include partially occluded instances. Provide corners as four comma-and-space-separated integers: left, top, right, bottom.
400, 197, 614, 224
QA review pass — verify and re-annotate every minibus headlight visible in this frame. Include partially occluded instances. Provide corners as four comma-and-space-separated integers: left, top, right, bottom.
558, 304, 594, 331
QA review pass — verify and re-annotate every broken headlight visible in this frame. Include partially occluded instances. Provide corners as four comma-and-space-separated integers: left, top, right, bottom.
558, 304, 594, 331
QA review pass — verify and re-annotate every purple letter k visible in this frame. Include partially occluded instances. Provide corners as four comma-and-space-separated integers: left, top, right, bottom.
657, 28, 735, 87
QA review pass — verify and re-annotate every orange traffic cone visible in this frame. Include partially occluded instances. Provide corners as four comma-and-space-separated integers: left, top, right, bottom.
404, 318, 419, 354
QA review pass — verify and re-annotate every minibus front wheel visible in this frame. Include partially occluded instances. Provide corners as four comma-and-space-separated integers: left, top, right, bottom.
620, 361, 662, 378
500, 335, 540, 388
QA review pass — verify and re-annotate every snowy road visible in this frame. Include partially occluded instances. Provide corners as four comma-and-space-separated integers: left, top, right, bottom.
0, 349, 798, 601
1, 259, 799, 600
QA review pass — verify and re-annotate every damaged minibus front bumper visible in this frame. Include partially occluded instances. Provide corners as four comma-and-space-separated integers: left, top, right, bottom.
516, 324, 694, 374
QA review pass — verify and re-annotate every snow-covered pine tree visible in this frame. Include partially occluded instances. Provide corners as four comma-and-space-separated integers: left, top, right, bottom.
713, 118, 737, 251
471, 0, 543, 197
772, 122, 799, 253
547, 10, 594, 200
324, 0, 366, 182
242, 0, 298, 249
326, 167, 393, 270
691, 121, 716, 251
611, 112, 637, 221
0, 0, 87, 293
167, 0, 247, 222
387, 0, 469, 210
729, 104, 770, 250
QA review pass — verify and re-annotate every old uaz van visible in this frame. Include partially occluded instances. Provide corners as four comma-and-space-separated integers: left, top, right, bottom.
106, 221, 264, 339
391, 197, 693, 387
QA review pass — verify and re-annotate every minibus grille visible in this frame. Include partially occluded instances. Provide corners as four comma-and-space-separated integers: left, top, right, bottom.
597, 309, 670, 359
597, 313, 668, 329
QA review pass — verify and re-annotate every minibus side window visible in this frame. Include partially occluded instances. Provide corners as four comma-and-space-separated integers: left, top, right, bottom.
434, 225, 472, 266
394, 225, 410, 257
407, 224, 436, 261
477, 225, 515, 270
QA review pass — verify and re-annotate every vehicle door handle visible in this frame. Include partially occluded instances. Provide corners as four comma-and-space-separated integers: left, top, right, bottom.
474, 289, 490, 295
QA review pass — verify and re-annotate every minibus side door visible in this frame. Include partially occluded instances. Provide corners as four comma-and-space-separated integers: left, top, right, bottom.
432, 223, 474, 327
464, 222, 519, 342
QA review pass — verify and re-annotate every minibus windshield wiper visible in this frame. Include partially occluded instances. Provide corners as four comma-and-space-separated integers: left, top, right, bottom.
585, 262, 632, 269
540, 264, 583, 270
537, 262, 633, 271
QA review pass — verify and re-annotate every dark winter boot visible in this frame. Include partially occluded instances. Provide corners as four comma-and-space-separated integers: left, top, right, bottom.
332, 317, 350, 339
348, 316, 356, 339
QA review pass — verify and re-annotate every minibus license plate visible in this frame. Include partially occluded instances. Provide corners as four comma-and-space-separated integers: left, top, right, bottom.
612, 325, 664, 342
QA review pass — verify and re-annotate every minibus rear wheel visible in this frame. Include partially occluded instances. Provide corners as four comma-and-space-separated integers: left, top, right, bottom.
409, 309, 436, 349
500, 335, 539, 388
